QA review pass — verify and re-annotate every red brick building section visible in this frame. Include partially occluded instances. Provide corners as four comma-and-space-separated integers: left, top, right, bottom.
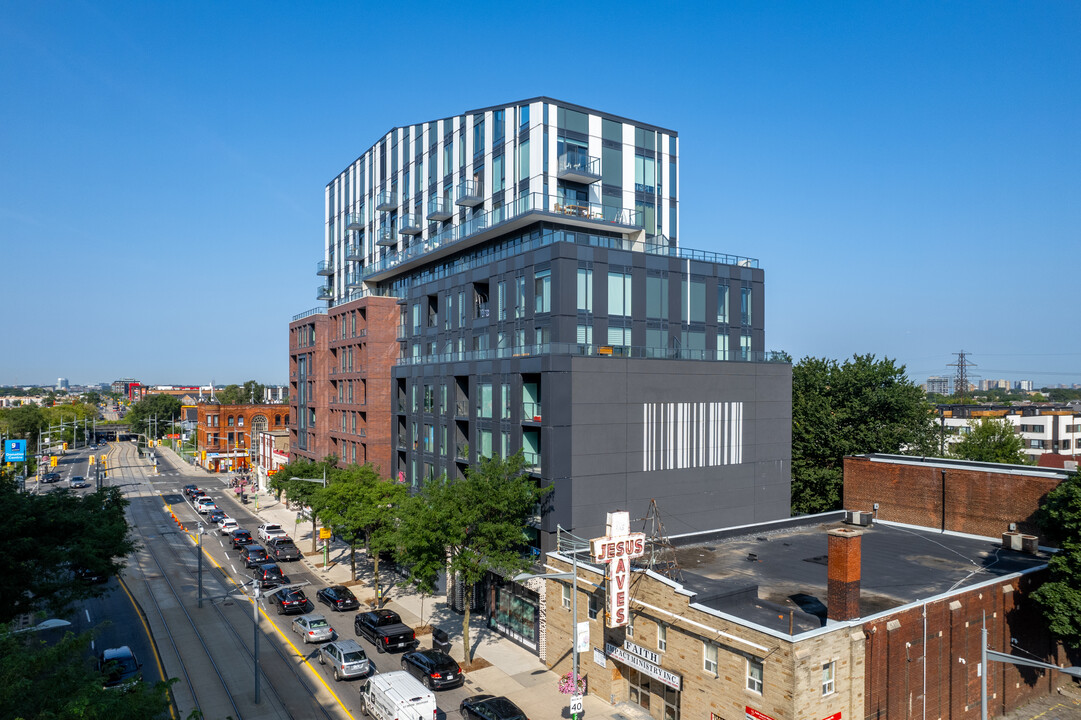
844, 454, 1073, 540
196, 403, 288, 472
289, 295, 398, 476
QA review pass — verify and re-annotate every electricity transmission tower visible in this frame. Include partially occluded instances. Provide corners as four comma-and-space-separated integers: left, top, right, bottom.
948, 350, 977, 402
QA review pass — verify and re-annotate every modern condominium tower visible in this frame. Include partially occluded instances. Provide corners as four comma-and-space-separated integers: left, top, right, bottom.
290, 97, 792, 557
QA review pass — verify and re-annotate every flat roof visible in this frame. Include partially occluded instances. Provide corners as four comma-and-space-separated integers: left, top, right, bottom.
652, 513, 1047, 634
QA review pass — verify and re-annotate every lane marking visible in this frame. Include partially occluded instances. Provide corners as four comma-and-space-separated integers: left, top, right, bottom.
85, 609, 91, 623
116, 573, 178, 720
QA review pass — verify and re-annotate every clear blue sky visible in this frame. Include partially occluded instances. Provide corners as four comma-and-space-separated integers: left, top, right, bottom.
2, 1, 1078, 388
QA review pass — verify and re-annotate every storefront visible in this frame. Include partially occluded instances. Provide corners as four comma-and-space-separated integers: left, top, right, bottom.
606, 640, 682, 720
486, 574, 540, 653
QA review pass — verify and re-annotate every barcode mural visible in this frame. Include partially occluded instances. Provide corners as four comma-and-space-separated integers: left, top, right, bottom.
642, 402, 743, 471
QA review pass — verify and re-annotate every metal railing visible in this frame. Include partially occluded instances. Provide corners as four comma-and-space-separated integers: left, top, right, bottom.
317, 260, 334, 275
376, 191, 397, 211
558, 149, 600, 178
427, 196, 453, 220
397, 343, 788, 366
292, 307, 327, 321
522, 402, 542, 421
316, 285, 333, 300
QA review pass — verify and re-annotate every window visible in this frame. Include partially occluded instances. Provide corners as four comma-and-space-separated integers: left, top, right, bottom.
608, 270, 632, 316
577, 324, 593, 345
741, 334, 752, 361
238, 416, 245, 427
588, 594, 600, 620
747, 658, 763, 694
562, 584, 571, 609
534, 269, 551, 313
741, 287, 752, 326
703, 643, 717, 674
497, 280, 506, 320
717, 332, 729, 361
501, 383, 511, 420
473, 116, 485, 156
518, 139, 530, 181
646, 274, 668, 319
608, 324, 631, 347
717, 284, 729, 324
227, 416, 234, 427
477, 383, 493, 419
634, 153, 656, 193
514, 276, 526, 319
602, 145, 622, 186
493, 153, 504, 192
681, 279, 706, 323
822, 661, 835, 696
577, 267, 593, 312
657, 623, 667, 652
519, 104, 530, 129
478, 429, 493, 458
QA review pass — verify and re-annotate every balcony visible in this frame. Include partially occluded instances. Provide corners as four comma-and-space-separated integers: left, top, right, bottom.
557, 149, 601, 184
522, 450, 540, 472
522, 402, 542, 423
345, 243, 363, 261
399, 213, 423, 236
346, 272, 363, 289
455, 401, 469, 418
316, 260, 334, 276
317, 285, 333, 301
376, 191, 397, 212
376, 227, 397, 247
455, 180, 483, 207
346, 212, 365, 231
427, 196, 454, 221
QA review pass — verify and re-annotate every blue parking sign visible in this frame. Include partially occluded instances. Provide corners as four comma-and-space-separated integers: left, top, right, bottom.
5, 440, 26, 462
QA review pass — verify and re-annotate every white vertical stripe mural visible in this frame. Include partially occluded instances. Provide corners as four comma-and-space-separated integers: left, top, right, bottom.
642, 402, 744, 472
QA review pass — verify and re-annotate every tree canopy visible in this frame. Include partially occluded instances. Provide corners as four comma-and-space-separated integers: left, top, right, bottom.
217, 380, 267, 405
791, 353, 935, 514
1031, 472, 1081, 649
125, 394, 182, 437
950, 417, 1029, 464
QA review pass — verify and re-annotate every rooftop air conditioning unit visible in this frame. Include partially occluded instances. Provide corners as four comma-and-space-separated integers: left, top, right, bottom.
844, 510, 873, 527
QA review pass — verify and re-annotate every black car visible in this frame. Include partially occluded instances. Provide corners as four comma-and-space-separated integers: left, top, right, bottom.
182, 484, 199, 497
41, 472, 62, 484
460, 695, 528, 720
267, 537, 302, 562
232, 530, 254, 550
250, 563, 289, 589
207, 509, 227, 524
401, 649, 464, 690
269, 587, 310, 615
354, 609, 416, 653
240, 544, 269, 568
316, 585, 360, 612
98, 646, 142, 691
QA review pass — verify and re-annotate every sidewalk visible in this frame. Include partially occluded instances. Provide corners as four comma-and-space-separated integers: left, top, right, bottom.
157, 444, 637, 720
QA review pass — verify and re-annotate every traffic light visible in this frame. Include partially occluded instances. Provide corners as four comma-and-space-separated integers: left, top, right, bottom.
89, 455, 96, 465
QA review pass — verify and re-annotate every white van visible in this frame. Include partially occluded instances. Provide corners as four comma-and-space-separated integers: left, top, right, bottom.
360, 670, 437, 720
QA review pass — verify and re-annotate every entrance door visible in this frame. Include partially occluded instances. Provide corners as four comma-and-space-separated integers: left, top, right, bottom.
627, 669, 679, 720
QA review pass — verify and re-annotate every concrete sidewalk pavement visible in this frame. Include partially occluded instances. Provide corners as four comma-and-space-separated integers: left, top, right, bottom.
156, 444, 644, 720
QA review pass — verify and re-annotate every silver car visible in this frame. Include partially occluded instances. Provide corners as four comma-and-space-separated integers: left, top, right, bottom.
291, 613, 335, 643
318, 639, 369, 681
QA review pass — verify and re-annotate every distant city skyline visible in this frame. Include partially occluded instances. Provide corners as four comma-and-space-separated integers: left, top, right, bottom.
2, 2, 1077, 385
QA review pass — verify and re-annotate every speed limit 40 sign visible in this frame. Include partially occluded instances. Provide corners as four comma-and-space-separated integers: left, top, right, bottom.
569, 695, 583, 715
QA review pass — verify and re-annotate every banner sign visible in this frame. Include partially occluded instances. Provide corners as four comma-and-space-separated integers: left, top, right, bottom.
4, 440, 26, 462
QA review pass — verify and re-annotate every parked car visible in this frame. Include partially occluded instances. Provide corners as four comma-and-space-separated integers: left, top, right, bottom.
257, 523, 288, 543
400, 649, 464, 690
250, 563, 289, 589
267, 537, 302, 562
182, 484, 199, 497
292, 613, 336, 643
240, 544, 269, 568
354, 609, 416, 653
98, 646, 142, 691
318, 638, 369, 680
460, 695, 529, 720
231, 530, 254, 550
219, 518, 239, 535
70, 476, 89, 489
195, 497, 217, 514
207, 509, 227, 524
269, 586, 309, 615
316, 585, 359, 612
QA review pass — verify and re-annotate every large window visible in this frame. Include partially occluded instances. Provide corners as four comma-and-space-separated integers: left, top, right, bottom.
681, 279, 706, 323
608, 270, 632, 317
493, 154, 505, 192
534, 269, 551, 313
718, 283, 729, 324
477, 383, 493, 419
646, 274, 668, 319
635, 153, 656, 193
577, 267, 593, 312
515, 276, 526, 319
741, 287, 753, 326
478, 429, 493, 458
518, 139, 530, 181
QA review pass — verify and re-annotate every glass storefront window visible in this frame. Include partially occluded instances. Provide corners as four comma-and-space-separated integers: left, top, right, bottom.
488, 582, 538, 651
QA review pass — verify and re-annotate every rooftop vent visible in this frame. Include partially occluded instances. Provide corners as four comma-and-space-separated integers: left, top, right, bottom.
844, 510, 873, 527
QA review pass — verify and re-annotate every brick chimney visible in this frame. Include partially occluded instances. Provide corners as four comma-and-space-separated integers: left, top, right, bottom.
827, 527, 863, 621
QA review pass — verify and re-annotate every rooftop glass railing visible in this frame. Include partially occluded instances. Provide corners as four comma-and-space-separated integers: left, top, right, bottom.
396, 343, 787, 366
557, 149, 601, 182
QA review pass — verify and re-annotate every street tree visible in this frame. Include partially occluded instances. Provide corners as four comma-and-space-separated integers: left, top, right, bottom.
791, 353, 935, 514
950, 418, 1028, 464
347, 465, 408, 600
311, 473, 370, 581
0, 625, 172, 720
397, 452, 550, 663
0, 481, 136, 624
1031, 473, 1081, 649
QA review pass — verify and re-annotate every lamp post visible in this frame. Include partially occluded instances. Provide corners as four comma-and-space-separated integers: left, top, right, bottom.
10, 618, 72, 634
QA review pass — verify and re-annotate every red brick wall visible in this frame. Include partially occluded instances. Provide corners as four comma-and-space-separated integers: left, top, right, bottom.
862, 570, 1062, 720
828, 528, 863, 621
844, 457, 1064, 539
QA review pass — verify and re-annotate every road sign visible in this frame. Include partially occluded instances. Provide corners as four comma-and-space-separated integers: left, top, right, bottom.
50, 456, 58, 467
319, 528, 331, 540
570, 695, 583, 715
4, 440, 26, 462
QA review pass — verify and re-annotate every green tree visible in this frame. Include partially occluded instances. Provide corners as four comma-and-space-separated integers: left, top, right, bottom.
0, 626, 172, 719
242, 380, 266, 404
126, 394, 182, 437
791, 354, 935, 514
311, 469, 371, 582
216, 384, 245, 405
82, 390, 102, 407
0, 481, 136, 624
397, 453, 549, 662
950, 418, 1028, 464
0, 405, 47, 445
1031, 473, 1081, 649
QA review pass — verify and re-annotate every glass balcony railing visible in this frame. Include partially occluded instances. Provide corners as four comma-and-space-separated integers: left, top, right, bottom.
376, 191, 397, 212
345, 243, 363, 261
346, 272, 363, 289
522, 450, 540, 471
396, 342, 788, 367
557, 149, 601, 183
376, 227, 397, 247
317, 285, 333, 301
522, 402, 542, 422
455, 401, 469, 417
455, 179, 483, 207
400, 213, 422, 235
316, 260, 334, 276
427, 196, 454, 221
346, 212, 366, 230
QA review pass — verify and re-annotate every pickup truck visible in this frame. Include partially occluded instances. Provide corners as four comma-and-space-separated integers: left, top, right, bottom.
257, 523, 289, 543
267, 537, 302, 562
354, 609, 416, 653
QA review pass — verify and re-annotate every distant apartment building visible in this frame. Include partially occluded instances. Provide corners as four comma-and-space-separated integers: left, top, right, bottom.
937, 404, 1081, 462
56, 377, 69, 390
111, 378, 139, 397
925, 375, 951, 395
263, 385, 288, 403
1013, 379, 1034, 392
290, 98, 792, 555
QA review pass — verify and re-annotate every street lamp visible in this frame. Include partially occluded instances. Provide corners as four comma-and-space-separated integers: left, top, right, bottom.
10, 618, 72, 634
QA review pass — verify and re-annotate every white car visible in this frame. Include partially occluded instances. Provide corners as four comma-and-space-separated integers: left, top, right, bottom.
195, 497, 217, 514
219, 518, 240, 535
258, 523, 288, 542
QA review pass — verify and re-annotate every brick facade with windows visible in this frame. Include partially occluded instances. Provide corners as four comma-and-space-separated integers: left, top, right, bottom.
843, 454, 1073, 539
196, 403, 288, 472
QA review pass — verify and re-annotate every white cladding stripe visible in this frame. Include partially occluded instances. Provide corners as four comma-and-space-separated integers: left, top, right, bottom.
643, 402, 743, 472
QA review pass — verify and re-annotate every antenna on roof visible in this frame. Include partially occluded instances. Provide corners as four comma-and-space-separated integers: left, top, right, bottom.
638, 499, 684, 583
